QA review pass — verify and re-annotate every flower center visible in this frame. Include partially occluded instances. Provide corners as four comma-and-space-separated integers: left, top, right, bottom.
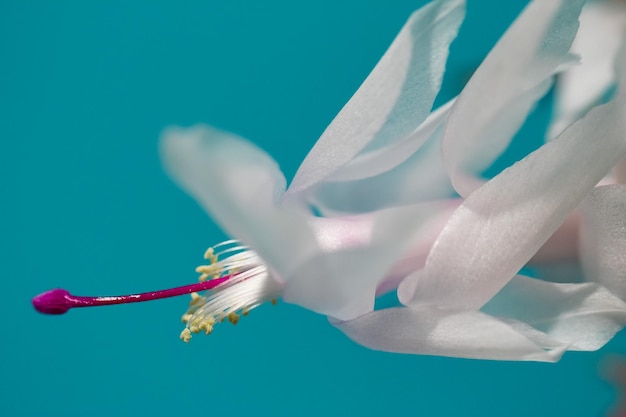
31, 240, 281, 343
179, 240, 281, 342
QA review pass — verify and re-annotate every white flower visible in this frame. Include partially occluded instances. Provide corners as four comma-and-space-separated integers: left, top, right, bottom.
161, 0, 466, 339
164, 0, 626, 360
332, 0, 626, 361
32, 0, 626, 361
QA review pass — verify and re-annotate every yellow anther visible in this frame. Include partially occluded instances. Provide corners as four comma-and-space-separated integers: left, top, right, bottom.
195, 265, 216, 274
242, 307, 250, 316
190, 325, 201, 334
195, 264, 221, 281
271, 298, 278, 305
189, 292, 206, 307
204, 247, 218, 263
227, 312, 240, 325
181, 314, 193, 323
199, 320, 214, 335
180, 328, 192, 343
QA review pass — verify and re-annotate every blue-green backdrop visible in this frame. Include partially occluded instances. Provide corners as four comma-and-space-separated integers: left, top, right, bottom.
3, 0, 625, 416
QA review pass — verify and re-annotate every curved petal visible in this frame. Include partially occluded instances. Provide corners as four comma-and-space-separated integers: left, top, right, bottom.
333, 306, 565, 361
549, 0, 626, 138
160, 125, 318, 277
304, 122, 454, 215
443, 0, 584, 197
327, 99, 455, 182
399, 95, 626, 311
286, 0, 465, 197
283, 201, 452, 320
482, 275, 626, 351
580, 185, 626, 301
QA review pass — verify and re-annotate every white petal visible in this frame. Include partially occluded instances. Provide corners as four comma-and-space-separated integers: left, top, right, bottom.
286, 0, 465, 197
615, 157, 626, 184
304, 121, 454, 215
333, 307, 564, 361
482, 275, 626, 351
399, 96, 626, 311
160, 125, 318, 277
549, 0, 626, 138
282, 201, 451, 320
443, 0, 584, 197
580, 185, 626, 301
327, 99, 455, 182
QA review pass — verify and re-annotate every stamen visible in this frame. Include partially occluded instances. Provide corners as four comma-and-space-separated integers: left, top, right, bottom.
32, 239, 283, 344
178, 240, 282, 342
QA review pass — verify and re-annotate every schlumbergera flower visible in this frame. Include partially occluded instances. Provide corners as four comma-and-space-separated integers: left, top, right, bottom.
31, 0, 626, 361
32, 0, 466, 339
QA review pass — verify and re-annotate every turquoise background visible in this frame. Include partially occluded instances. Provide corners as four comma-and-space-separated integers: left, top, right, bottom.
4, 0, 625, 416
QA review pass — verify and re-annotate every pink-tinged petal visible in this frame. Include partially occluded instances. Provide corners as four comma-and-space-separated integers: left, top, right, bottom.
532, 211, 580, 264
376, 199, 460, 296
283, 201, 451, 320
482, 275, 626, 351
580, 185, 626, 301
301, 102, 456, 215
615, 157, 626, 184
549, 0, 626, 138
160, 125, 317, 277
443, 0, 584, 197
399, 95, 626, 311
333, 307, 565, 361
286, 0, 465, 197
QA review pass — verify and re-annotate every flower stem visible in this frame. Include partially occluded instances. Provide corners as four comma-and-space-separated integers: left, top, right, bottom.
32, 276, 232, 315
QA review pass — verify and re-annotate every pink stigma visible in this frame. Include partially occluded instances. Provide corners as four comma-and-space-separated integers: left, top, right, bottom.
32, 276, 232, 315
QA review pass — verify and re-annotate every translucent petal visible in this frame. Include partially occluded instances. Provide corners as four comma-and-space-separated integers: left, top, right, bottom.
327, 99, 455, 182
443, 0, 584, 197
297, 101, 455, 215
286, 0, 465, 197
482, 275, 626, 351
399, 96, 626, 311
532, 211, 580, 264
549, 0, 626, 138
304, 119, 454, 215
580, 185, 626, 301
615, 157, 626, 184
160, 125, 318, 277
333, 306, 565, 361
283, 201, 451, 320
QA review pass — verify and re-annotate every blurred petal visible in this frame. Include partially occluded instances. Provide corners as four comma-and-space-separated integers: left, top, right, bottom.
532, 211, 580, 263
443, 0, 584, 197
286, 0, 465, 196
284, 201, 451, 320
615, 157, 626, 184
333, 307, 564, 361
160, 125, 318, 277
580, 185, 626, 300
482, 275, 626, 351
400, 95, 626, 310
549, 0, 626, 138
